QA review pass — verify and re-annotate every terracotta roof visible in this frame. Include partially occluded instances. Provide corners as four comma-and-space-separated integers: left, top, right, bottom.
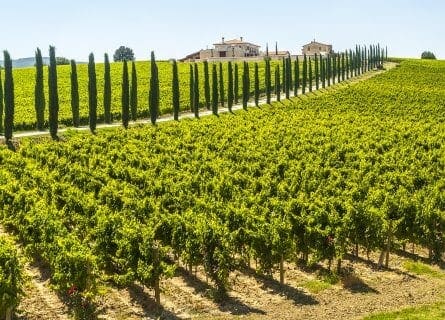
213, 39, 260, 47
303, 41, 331, 47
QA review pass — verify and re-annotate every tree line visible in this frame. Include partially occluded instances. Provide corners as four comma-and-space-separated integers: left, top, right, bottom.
0, 44, 387, 142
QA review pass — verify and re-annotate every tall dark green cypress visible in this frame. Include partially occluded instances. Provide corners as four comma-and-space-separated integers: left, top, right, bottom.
285, 57, 291, 99
219, 62, 224, 108
345, 53, 350, 79
275, 65, 280, 102
172, 60, 180, 121
193, 63, 199, 118
282, 58, 286, 95
48, 46, 59, 139
3, 51, 14, 142
70, 60, 80, 127
103, 53, 112, 124
337, 54, 341, 83
0, 70, 3, 133
341, 53, 345, 81
327, 55, 331, 86
254, 62, 259, 107
34, 48, 45, 131
234, 63, 239, 104
130, 61, 138, 121
265, 58, 271, 103
302, 54, 307, 94
321, 56, 326, 88
121, 60, 130, 129
189, 64, 194, 112
88, 53, 97, 133
228, 61, 234, 112
288, 57, 293, 95
211, 64, 218, 115
332, 55, 336, 84
149, 51, 159, 125
314, 53, 319, 90
308, 57, 313, 92
242, 61, 250, 110
203, 60, 211, 110
294, 57, 299, 96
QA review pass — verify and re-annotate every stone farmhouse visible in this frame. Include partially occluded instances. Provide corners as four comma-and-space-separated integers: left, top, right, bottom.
302, 40, 333, 56
180, 37, 261, 62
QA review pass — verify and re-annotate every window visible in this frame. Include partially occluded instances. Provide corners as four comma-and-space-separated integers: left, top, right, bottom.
308, 47, 311, 51
319, 47, 322, 50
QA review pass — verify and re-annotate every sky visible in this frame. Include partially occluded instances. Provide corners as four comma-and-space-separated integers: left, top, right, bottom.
0, 0, 443, 62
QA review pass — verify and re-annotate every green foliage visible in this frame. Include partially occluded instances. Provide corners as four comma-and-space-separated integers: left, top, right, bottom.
121, 60, 130, 129
88, 53, 97, 133
254, 62, 259, 107
294, 57, 299, 97
212, 63, 218, 115
0, 237, 23, 319
242, 61, 250, 110
234, 63, 239, 104
130, 61, 138, 121
364, 302, 445, 320
265, 57, 271, 103
172, 60, 180, 121
0, 69, 4, 133
403, 260, 444, 278
103, 53, 112, 124
70, 60, 80, 127
421, 51, 436, 60
149, 51, 159, 125
275, 65, 280, 101
189, 64, 194, 112
219, 63, 224, 108
193, 63, 199, 118
56, 57, 70, 65
227, 61, 234, 112
302, 54, 307, 94
34, 48, 45, 131
308, 57, 313, 92
48, 46, 59, 139
113, 46, 135, 62
3, 51, 14, 142
203, 61, 210, 110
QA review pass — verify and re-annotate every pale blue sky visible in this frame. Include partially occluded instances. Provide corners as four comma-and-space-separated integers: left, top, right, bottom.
0, 0, 443, 61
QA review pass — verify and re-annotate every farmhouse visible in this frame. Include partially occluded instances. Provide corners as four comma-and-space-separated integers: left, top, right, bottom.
180, 37, 261, 62
302, 40, 333, 56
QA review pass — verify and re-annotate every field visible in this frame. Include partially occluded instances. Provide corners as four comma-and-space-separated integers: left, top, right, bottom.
1, 59, 445, 319
10, 59, 284, 131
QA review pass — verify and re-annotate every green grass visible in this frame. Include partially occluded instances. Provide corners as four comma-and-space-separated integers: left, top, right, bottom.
364, 302, 445, 320
301, 279, 332, 294
402, 260, 444, 279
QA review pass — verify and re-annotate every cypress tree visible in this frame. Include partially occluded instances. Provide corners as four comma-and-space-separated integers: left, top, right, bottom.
88, 53, 97, 133
3, 51, 14, 142
341, 53, 345, 81
308, 57, 313, 92
332, 55, 336, 84
34, 48, 45, 131
149, 51, 159, 125
172, 60, 180, 121
275, 65, 280, 102
282, 58, 286, 95
254, 62, 259, 107
242, 61, 250, 110
70, 60, 80, 127
321, 56, 326, 88
337, 54, 341, 83
130, 61, 138, 121
121, 60, 130, 129
104, 53, 112, 124
302, 54, 307, 94
327, 55, 331, 87
0, 70, 3, 133
285, 57, 291, 99
265, 57, 271, 103
294, 57, 299, 96
228, 61, 234, 112
48, 46, 59, 139
234, 63, 239, 104
350, 50, 354, 77
219, 62, 224, 108
193, 63, 199, 118
189, 64, 194, 112
203, 60, 210, 110
345, 53, 350, 79
211, 64, 218, 115
288, 57, 293, 94
314, 53, 319, 90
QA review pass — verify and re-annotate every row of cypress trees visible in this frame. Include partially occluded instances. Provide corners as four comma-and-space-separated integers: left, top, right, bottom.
1, 44, 386, 140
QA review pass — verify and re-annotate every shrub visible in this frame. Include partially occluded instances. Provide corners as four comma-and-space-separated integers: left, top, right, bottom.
421, 51, 436, 60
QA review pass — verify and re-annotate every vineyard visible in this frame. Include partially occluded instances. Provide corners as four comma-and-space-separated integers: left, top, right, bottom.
1, 59, 445, 319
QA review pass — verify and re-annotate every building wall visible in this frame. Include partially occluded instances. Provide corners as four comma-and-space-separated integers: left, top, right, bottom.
302, 43, 333, 55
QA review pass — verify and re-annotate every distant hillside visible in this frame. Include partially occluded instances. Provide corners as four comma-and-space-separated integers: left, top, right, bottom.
0, 57, 51, 68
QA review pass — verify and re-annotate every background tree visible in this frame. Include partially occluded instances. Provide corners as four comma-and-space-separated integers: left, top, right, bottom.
113, 46, 135, 62
172, 60, 180, 121
308, 57, 313, 92
219, 62, 224, 107
88, 53, 97, 133
275, 65, 280, 102
55, 57, 70, 65
254, 62, 260, 106
228, 61, 234, 112
421, 51, 436, 59
242, 61, 250, 110
121, 60, 130, 128
70, 60, 80, 127
48, 46, 59, 139
3, 51, 14, 142
130, 61, 138, 121
294, 57, 299, 97
212, 63, 218, 115
103, 53, 112, 123
34, 48, 45, 131
0, 69, 3, 133
193, 63, 199, 118
149, 51, 159, 125
314, 53, 319, 90
203, 61, 210, 110
234, 63, 239, 104
302, 54, 307, 94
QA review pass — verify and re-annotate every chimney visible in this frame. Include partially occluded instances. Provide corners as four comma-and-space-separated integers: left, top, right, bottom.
240, 36, 243, 42
222, 37, 225, 43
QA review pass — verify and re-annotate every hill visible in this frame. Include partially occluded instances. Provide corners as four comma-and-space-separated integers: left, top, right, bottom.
0, 57, 50, 68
